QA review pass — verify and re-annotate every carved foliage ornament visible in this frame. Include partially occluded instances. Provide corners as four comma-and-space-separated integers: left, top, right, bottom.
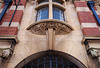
27, 19, 74, 35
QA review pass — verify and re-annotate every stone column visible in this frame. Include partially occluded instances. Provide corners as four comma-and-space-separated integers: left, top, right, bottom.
49, 0, 52, 19
47, 29, 55, 50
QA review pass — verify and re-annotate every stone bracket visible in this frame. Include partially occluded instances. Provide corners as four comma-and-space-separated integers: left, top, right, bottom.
83, 38, 100, 62
0, 35, 19, 43
0, 48, 13, 58
82, 36, 100, 45
87, 48, 100, 58
0, 40, 16, 59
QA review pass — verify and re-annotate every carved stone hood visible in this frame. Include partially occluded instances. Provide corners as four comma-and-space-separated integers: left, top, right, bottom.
27, 19, 74, 35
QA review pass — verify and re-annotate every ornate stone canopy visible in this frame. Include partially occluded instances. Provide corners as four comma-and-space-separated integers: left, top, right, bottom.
27, 19, 74, 35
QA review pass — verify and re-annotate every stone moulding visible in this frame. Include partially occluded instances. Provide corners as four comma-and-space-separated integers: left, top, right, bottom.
35, 2, 49, 10
27, 19, 74, 35
52, 2, 66, 11
82, 36, 100, 44
0, 35, 19, 43
35, 2, 66, 11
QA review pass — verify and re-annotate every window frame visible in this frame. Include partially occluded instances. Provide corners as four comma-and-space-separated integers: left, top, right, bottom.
35, 0, 66, 21
53, 7, 65, 21
36, 7, 49, 21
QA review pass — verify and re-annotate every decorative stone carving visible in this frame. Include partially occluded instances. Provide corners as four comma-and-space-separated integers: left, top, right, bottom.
27, 19, 74, 35
86, 40, 100, 62
88, 48, 100, 58
0, 48, 12, 58
87, 48, 100, 62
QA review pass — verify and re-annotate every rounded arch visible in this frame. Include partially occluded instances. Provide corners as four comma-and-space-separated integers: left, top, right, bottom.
15, 50, 87, 68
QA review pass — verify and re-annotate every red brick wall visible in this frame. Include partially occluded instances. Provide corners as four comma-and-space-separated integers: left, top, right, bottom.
0, 27, 18, 35
74, 1, 100, 38
0, 0, 26, 36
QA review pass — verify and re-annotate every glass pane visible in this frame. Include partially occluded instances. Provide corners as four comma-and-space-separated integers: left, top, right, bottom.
36, 7, 49, 21
53, 8, 65, 21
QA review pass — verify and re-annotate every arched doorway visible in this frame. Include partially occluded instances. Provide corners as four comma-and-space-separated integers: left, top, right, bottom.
15, 50, 86, 68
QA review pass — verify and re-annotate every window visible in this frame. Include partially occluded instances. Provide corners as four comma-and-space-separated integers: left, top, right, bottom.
36, 0, 65, 21
36, 7, 49, 21
53, 8, 65, 21
22, 55, 79, 68
39, 0, 49, 4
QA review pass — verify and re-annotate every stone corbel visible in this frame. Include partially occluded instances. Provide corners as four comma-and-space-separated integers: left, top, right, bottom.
84, 39, 100, 62
87, 48, 100, 58
0, 48, 13, 58
0, 41, 16, 68
0, 41, 15, 59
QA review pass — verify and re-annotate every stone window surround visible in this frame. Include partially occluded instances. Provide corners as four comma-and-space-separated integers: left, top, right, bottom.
35, 0, 66, 21
26, 0, 74, 35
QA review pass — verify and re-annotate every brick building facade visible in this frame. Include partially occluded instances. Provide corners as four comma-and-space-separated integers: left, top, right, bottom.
0, 0, 100, 68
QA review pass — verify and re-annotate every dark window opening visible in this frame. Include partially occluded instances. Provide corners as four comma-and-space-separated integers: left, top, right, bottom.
52, 0, 62, 4
38, 0, 49, 4
22, 55, 79, 68
36, 7, 49, 21
53, 7, 65, 21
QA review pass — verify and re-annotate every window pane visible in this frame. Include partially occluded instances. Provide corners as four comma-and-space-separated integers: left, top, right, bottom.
36, 7, 49, 21
53, 8, 65, 21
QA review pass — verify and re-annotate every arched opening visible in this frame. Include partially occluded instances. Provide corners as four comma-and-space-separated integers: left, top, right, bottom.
22, 55, 78, 68
15, 50, 86, 68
